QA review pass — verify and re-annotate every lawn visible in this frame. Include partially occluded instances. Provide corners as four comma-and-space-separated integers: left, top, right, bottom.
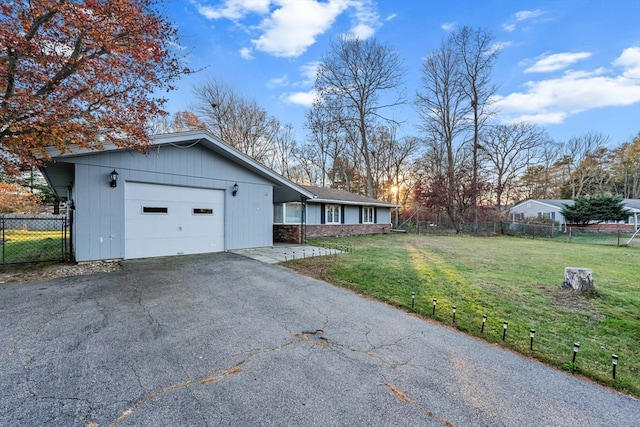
286, 234, 640, 397
1, 230, 68, 264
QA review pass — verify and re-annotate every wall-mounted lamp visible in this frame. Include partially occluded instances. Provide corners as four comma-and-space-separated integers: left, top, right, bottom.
232, 182, 239, 197
110, 169, 119, 188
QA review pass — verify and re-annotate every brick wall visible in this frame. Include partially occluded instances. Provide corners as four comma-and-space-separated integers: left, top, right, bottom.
582, 223, 637, 231
306, 223, 390, 239
274, 223, 391, 243
273, 225, 302, 244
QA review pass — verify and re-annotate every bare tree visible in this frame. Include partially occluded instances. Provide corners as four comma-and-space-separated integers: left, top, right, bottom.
451, 26, 499, 228
416, 36, 472, 231
561, 132, 609, 198
315, 36, 405, 197
192, 79, 284, 167
481, 122, 551, 215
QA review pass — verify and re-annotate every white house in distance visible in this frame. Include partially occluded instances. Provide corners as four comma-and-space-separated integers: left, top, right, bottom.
509, 199, 640, 229
40, 131, 394, 262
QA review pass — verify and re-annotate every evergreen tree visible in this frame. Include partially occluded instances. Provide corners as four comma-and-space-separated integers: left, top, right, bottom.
561, 195, 630, 226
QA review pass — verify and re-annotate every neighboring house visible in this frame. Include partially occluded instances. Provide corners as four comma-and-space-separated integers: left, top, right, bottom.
273, 185, 397, 244
40, 131, 314, 262
509, 199, 640, 229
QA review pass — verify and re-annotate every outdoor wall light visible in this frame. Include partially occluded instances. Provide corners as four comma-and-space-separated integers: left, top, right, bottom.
232, 182, 239, 197
110, 169, 119, 188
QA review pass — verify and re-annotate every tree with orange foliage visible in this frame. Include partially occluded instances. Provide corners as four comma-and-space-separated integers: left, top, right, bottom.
0, 0, 189, 174
0, 182, 40, 214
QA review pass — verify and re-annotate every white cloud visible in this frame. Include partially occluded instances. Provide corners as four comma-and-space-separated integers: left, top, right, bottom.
514, 9, 544, 21
267, 74, 289, 89
195, 0, 381, 58
503, 9, 545, 32
193, 0, 271, 20
239, 47, 253, 59
252, 0, 350, 57
385, 13, 397, 21
525, 52, 592, 73
495, 47, 640, 126
441, 22, 456, 31
282, 90, 317, 106
613, 46, 640, 78
298, 62, 320, 86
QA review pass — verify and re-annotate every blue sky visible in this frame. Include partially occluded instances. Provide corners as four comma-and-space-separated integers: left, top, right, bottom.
163, 0, 640, 147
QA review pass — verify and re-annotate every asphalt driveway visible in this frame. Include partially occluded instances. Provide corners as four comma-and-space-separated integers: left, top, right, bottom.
0, 253, 637, 426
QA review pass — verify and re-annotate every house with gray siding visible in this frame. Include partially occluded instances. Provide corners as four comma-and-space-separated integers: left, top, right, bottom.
41, 131, 313, 261
40, 131, 397, 262
273, 185, 397, 244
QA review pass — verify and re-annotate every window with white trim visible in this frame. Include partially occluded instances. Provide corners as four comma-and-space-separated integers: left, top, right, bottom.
326, 204, 341, 224
363, 206, 374, 223
274, 202, 302, 224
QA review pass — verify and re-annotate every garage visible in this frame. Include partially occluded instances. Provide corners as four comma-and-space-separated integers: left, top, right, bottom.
125, 182, 224, 259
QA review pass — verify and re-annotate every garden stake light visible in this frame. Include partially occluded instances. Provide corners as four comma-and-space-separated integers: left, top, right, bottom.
411, 292, 415, 310
303, 249, 306, 259
452, 306, 456, 323
502, 321, 508, 341
481, 314, 487, 333
612, 354, 618, 379
530, 329, 536, 351
432, 299, 437, 316
573, 343, 580, 364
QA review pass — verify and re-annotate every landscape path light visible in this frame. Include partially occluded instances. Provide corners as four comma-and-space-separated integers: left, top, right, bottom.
481, 314, 487, 333
432, 299, 437, 316
502, 321, 508, 341
530, 329, 536, 351
612, 354, 619, 379
452, 306, 456, 323
411, 292, 415, 310
573, 342, 580, 364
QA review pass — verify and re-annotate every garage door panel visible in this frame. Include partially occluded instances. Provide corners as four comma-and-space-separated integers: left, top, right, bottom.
125, 183, 224, 259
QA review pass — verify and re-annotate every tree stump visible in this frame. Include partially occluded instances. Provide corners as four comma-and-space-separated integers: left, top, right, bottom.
562, 267, 595, 292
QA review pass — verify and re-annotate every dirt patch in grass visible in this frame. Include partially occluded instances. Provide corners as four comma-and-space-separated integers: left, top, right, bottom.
535, 284, 596, 312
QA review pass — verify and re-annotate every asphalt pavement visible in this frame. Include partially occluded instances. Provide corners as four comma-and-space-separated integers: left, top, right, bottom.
0, 252, 637, 426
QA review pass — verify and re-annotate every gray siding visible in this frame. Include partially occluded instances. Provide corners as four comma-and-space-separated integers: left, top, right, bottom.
306, 203, 392, 225
68, 145, 274, 261
510, 201, 566, 223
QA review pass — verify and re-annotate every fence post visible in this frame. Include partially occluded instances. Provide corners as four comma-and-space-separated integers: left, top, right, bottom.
1, 216, 4, 264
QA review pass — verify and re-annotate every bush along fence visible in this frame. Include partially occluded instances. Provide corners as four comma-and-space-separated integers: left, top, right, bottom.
0, 215, 72, 265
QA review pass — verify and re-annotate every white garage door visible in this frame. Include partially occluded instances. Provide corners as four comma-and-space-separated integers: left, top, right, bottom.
125, 183, 224, 259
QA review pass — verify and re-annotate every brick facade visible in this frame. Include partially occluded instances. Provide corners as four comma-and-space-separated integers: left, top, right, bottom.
274, 223, 390, 244
273, 225, 303, 244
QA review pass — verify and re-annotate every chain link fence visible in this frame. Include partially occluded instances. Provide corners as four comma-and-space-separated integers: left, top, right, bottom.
1, 215, 71, 265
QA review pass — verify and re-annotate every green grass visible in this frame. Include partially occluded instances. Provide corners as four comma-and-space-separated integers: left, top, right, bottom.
286, 234, 640, 397
2, 230, 68, 264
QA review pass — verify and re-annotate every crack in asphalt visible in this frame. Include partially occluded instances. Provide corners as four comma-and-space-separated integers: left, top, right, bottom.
382, 382, 455, 427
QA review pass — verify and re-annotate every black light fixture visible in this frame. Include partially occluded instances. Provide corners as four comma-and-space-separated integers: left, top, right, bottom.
232, 182, 239, 197
572, 342, 580, 364
110, 169, 119, 188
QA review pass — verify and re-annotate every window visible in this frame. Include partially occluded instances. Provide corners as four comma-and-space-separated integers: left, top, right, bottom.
274, 202, 302, 224
363, 206, 374, 224
326, 204, 341, 224
193, 208, 213, 215
142, 206, 168, 214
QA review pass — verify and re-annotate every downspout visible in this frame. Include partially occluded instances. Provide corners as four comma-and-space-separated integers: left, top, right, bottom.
300, 196, 307, 244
